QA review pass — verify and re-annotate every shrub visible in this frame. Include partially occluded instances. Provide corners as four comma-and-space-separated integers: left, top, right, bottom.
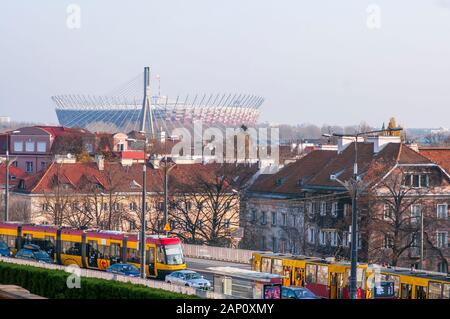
0, 262, 199, 299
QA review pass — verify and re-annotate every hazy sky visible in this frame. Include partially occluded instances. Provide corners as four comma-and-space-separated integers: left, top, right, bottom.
1, 1, 450, 128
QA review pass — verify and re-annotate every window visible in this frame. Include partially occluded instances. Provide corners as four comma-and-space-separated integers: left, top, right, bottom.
428, 282, 443, 299
437, 232, 448, 248
271, 212, 277, 226
102, 203, 108, 211
185, 201, 192, 211
25, 141, 34, 152
331, 202, 338, 217
317, 265, 328, 285
272, 258, 283, 275
305, 264, 317, 284
223, 219, 230, 228
117, 143, 125, 151
40, 161, 47, 170
344, 204, 350, 217
438, 262, 448, 274
306, 202, 313, 216
14, 142, 23, 152
307, 227, 316, 244
261, 211, 267, 225
330, 231, 338, 247
272, 237, 277, 252
320, 201, 326, 216
37, 142, 46, 152
261, 257, 271, 273
26, 161, 33, 173
42, 203, 49, 211
319, 230, 326, 246
411, 205, 422, 224
383, 204, 393, 220
157, 202, 164, 211
126, 248, 140, 264
261, 237, 266, 250
13, 141, 23, 152
129, 202, 137, 211
343, 231, 349, 247
404, 174, 429, 188
281, 213, 287, 226
384, 235, 394, 248
437, 204, 448, 219
251, 209, 257, 222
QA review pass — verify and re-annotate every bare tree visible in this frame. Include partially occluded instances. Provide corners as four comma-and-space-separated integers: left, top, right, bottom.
39, 165, 73, 226
364, 164, 429, 266
170, 164, 254, 247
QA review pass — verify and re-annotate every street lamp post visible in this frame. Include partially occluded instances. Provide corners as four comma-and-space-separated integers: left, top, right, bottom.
324, 127, 402, 299
127, 136, 148, 279
3, 130, 20, 222
161, 156, 176, 236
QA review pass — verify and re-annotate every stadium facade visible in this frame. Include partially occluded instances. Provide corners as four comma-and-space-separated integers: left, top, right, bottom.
53, 67, 263, 134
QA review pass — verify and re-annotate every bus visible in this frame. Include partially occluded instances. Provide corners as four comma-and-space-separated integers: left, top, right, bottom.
0, 222, 186, 279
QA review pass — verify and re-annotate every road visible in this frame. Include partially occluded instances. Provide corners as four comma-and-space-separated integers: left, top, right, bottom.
186, 257, 253, 297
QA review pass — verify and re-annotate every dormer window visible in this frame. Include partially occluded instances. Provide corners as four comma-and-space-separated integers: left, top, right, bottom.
403, 174, 429, 188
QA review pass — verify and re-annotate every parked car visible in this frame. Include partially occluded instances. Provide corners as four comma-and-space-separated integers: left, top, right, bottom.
165, 270, 211, 289
0, 240, 12, 257
281, 286, 320, 299
106, 263, 140, 277
15, 244, 54, 264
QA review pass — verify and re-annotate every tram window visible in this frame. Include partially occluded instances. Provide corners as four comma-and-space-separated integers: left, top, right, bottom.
110, 243, 121, 258
261, 258, 272, 273
156, 246, 165, 263
126, 248, 140, 264
381, 274, 400, 297
98, 245, 110, 259
443, 284, 450, 299
147, 248, 154, 263
415, 286, 427, 299
0, 235, 16, 248
357, 269, 365, 289
317, 265, 328, 285
306, 264, 318, 284
62, 241, 81, 256
428, 282, 442, 299
23, 233, 33, 243
272, 259, 283, 275
401, 284, 412, 299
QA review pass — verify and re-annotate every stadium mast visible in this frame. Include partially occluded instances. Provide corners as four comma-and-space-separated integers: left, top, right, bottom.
139, 66, 155, 136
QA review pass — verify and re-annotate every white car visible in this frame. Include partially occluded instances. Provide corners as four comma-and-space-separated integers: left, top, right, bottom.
165, 270, 211, 289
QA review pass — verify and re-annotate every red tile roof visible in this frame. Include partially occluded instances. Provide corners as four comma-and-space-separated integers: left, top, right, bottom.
120, 151, 145, 160
249, 150, 337, 195
249, 142, 440, 195
37, 126, 93, 138
419, 147, 450, 173
0, 164, 27, 186
14, 161, 258, 194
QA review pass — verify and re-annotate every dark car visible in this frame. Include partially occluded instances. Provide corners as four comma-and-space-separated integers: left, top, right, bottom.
106, 263, 141, 277
282, 286, 320, 299
0, 240, 12, 257
15, 244, 54, 264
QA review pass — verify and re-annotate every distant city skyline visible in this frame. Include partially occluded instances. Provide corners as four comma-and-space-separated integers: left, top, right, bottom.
1, 1, 450, 128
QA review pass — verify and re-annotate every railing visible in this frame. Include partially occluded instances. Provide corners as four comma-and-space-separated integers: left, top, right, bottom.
0, 257, 225, 299
182, 244, 255, 264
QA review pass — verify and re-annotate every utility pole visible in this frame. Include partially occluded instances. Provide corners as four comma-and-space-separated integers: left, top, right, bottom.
323, 126, 402, 300
420, 209, 424, 269
140, 137, 148, 279
162, 156, 175, 235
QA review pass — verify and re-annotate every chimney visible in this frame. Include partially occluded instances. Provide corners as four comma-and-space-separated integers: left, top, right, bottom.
95, 154, 104, 171
365, 135, 401, 153
337, 136, 363, 154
